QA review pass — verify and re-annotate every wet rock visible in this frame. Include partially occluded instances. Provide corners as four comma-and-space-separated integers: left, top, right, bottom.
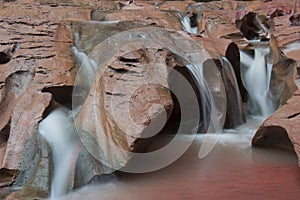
268, 37, 298, 107
74, 147, 114, 188
252, 90, 300, 167
225, 42, 248, 103
219, 58, 246, 128
190, 36, 247, 126
87, 174, 116, 185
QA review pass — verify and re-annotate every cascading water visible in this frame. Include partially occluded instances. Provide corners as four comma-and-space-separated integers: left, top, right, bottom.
186, 63, 211, 132
185, 59, 226, 158
181, 13, 198, 34
240, 42, 275, 117
38, 107, 80, 199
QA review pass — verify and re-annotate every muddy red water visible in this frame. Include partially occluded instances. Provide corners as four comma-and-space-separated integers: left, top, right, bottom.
58, 119, 300, 200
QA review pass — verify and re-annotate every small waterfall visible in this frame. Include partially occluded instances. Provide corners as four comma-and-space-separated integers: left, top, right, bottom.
185, 61, 226, 158
71, 46, 97, 87
240, 43, 275, 117
38, 107, 79, 199
181, 13, 198, 34
186, 63, 211, 132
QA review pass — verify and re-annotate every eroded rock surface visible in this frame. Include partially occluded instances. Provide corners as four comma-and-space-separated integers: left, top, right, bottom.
75, 48, 173, 172
0, 0, 299, 199
252, 90, 300, 166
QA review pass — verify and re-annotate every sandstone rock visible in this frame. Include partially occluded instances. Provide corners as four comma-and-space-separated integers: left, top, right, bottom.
0, 0, 93, 197
268, 37, 298, 107
236, 12, 273, 40
187, 1, 264, 12
0, 0, 299, 199
225, 42, 248, 103
288, 14, 300, 26
159, 1, 195, 12
252, 90, 300, 166
75, 47, 173, 171
190, 36, 246, 128
91, 9, 182, 30
218, 57, 246, 128
1, 92, 51, 169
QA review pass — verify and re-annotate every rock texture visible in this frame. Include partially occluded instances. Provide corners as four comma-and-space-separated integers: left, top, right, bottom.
0, 0, 299, 199
76, 48, 173, 171
0, 0, 90, 198
252, 90, 300, 166
91, 9, 182, 30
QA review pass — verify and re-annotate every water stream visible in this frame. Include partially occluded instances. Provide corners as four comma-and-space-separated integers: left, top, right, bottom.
55, 118, 300, 200
186, 63, 211, 132
240, 43, 275, 117
181, 14, 198, 34
38, 107, 80, 199
39, 30, 295, 200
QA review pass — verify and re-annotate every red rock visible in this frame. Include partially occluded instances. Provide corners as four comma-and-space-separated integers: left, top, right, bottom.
75, 48, 174, 171
91, 9, 182, 30
252, 90, 300, 167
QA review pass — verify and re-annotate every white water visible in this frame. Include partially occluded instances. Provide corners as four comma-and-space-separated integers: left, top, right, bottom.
240, 45, 275, 117
71, 46, 98, 87
186, 62, 226, 158
186, 63, 210, 131
181, 15, 198, 34
39, 107, 80, 199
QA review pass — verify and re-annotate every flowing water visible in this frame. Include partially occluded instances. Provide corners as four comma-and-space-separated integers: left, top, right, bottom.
39, 107, 80, 199
54, 118, 300, 200
186, 63, 211, 132
40, 56, 300, 200
181, 14, 198, 34
39, 33, 298, 200
240, 44, 275, 117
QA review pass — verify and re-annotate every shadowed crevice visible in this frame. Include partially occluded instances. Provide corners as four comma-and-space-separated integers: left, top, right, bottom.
252, 126, 295, 153
42, 86, 73, 109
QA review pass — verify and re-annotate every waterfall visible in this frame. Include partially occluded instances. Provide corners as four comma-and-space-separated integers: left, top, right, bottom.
240, 43, 275, 117
38, 107, 79, 199
186, 63, 211, 132
181, 14, 198, 34
185, 61, 226, 158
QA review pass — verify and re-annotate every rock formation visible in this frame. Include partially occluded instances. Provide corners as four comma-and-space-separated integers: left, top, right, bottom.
252, 90, 300, 166
0, 44, 19, 65
0, 0, 299, 199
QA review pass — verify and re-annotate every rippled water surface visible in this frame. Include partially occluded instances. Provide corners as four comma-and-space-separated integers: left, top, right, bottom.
57, 119, 300, 200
